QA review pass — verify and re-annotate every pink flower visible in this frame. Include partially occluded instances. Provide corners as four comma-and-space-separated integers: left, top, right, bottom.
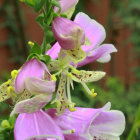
52, 17, 85, 50
14, 103, 125, 140
54, 0, 79, 18
46, 102, 125, 140
11, 58, 56, 116
47, 12, 117, 66
15, 58, 55, 94
14, 110, 64, 140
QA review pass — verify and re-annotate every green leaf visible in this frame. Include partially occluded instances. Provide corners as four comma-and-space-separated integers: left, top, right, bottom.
36, 13, 44, 28
24, 0, 36, 7
27, 53, 51, 64
44, 26, 55, 44
34, 0, 46, 12
30, 42, 41, 55
43, 55, 51, 64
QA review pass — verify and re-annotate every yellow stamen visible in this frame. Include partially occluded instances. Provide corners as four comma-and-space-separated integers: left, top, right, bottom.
28, 41, 34, 47
90, 89, 97, 98
51, 74, 57, 81
11, 70, 19, 80
7, 86, 17, 98
90, 93, 97, 98
1, 120, 10, 129
69, 104, 77, 112
72, 128, 75, 133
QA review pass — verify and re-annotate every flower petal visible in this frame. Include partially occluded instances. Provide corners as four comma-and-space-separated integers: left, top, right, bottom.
71, 69, 106, 83
46, 42, 61, 60
52, 17, 85, 50
46, 102, 125, 140
53, 73, 69, 115
10, 94, 52, 116
89, 110, 125, 140
15, 58, 50, 93
74, 12, 106, 51
78, 44, 117, 67
46, 107, 102, 139
14, 110, 64, 140
25, 77, 56, 95
54, 0, 78, 18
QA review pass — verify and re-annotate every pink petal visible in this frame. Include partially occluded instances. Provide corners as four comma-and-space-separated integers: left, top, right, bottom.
14, 110, 64, 140
54, 0, 78, 14
78, 44, 117, 67
15, 58, 50, 93
74, 12, 106, 51
52, 17, 85, 50
46, 42, 61, 60
89, 110, 125, 139
25, 77, 56, 95
46, 102, 125, 140
10, 94, 52, 116
46, 103, 110, 140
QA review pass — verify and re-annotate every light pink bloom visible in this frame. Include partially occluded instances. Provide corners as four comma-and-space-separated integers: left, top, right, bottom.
15, 58, 55, 94
52, 17, 85, 50
14, 110, 64, 140
46, 102, 125, 140
54, 0, 78, 17
47, 12, 117, 66
11, 58, 56, 116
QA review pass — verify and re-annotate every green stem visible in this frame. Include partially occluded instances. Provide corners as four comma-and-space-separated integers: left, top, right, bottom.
127, 104, 140, 140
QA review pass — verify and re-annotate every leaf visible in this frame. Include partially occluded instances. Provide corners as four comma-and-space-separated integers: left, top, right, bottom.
36, 13, 44, 28
34, 0, 46, 12
30, 42, 41, 55
24, 0, 36, 7
44, 27, 55, 44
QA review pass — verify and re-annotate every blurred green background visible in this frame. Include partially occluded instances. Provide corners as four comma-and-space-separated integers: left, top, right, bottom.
0, 0, 140, 139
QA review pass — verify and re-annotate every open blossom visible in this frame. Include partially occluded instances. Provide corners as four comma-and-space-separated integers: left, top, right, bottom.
47, 12, 117, 66
10, 58, 56, 116
46, 102, 125, 140
52, 17, 85, 50
14, 103, 125, 140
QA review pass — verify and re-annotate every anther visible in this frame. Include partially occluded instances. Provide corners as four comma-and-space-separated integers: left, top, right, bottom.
28, 41, 34, 47
11, 70, 19, 80
51, 74, 57, 81
62, 128, 75, 134
69, 104, 77, 112
90, 89, 97, 98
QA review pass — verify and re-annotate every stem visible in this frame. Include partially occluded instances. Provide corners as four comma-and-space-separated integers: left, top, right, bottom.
67, 76, 71, 102
81, 82, 93, 96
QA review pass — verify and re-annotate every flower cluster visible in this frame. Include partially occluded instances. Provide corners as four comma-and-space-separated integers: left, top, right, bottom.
0, 0, 125, 140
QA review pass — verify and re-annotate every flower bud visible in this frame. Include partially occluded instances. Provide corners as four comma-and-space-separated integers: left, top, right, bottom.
1, 120, 10, 129
52, 17, 85, 50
